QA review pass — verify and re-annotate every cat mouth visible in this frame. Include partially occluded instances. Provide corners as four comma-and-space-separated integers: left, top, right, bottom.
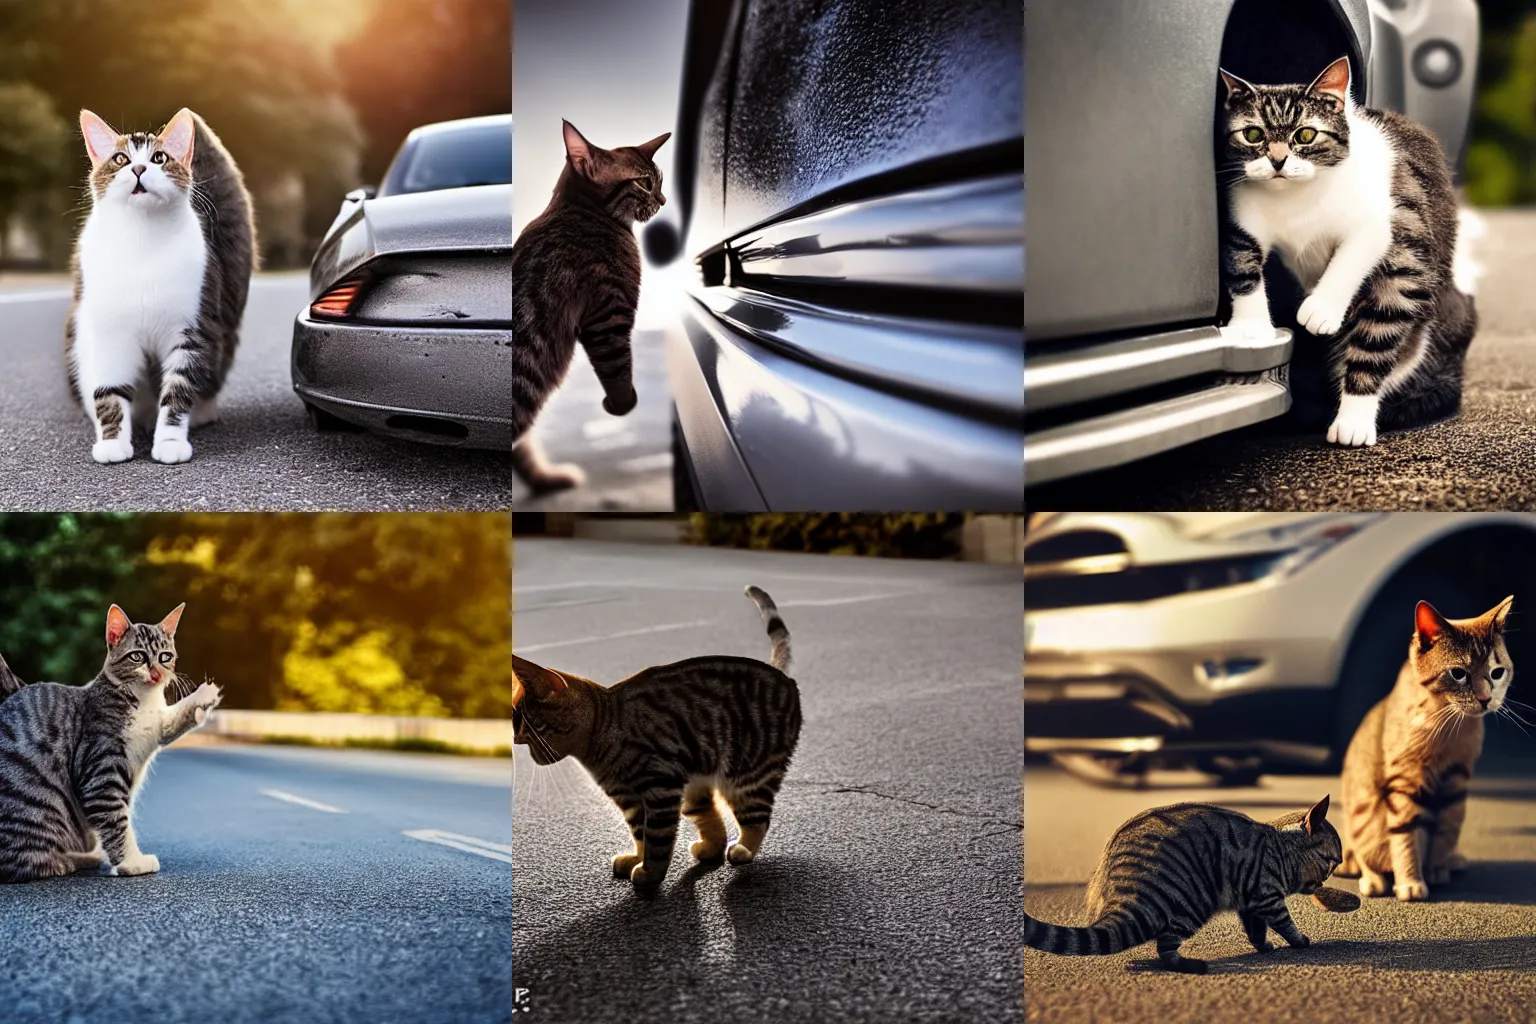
131, 183, 148, 195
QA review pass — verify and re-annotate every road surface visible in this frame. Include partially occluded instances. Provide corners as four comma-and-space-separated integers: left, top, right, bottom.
1025, 727, 1536, 1023
0, 275, 510, 511
1026, 209, 1536, 510
511, 329, 672, 511
512, 539, 1024, 1022
0, 743, 512, 1024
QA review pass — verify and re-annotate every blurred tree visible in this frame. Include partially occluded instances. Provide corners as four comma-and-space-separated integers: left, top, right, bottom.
335, 0, 512, 185
0, 82, 68, 263
0, 513, 144, 685
1466, 2, 1536, 206
689, 513, 965, 558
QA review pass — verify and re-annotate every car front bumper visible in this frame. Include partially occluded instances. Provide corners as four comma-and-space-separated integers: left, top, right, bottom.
291, 312, 511, 449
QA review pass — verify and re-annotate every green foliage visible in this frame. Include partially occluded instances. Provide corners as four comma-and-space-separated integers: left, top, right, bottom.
0, 513, 144, 684
0, 81, 68, 259
687, 513, 964, 559
1466, 7, 1536, 206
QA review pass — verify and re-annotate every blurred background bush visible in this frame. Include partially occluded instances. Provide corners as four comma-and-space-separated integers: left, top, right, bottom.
0, 513, 512, 718
1467, 0, 1536, 206
0, 0, 510, 270
687, 513, 966, 558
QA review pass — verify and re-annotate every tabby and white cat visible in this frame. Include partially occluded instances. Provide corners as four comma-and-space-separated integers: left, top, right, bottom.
1337, 597, 1512, 901
511, 120, 669, 494
68, 108, 256, 465
1025, 796, 1342, 974
0, 604, 222, 883
513, 586, 799, 889
1220, 57, 1478, 447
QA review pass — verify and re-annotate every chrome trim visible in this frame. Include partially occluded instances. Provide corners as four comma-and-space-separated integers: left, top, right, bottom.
691, 286, 1023, 416
1021, 553, 1129, 580
1025, 326, 1293, 412
1024, 737, 1164, 753
729, 175, 1022, 293
1025, 372, 1291, 486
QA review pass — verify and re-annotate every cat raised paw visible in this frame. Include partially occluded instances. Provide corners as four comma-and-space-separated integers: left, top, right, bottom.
92, 436, 134, 464
1297, 291, 1348, 336
151, 437, 194, 465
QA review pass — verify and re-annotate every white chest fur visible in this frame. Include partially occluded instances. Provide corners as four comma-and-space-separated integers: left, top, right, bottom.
76, 203, 208, 350
1232, 112, 1396, 291
123, 690, 169, 795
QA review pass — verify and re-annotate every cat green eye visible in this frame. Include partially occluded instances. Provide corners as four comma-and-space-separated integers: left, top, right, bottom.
1240, 127, 1264, 145
1295, 127, 1318, 144
151, 151, 167, 164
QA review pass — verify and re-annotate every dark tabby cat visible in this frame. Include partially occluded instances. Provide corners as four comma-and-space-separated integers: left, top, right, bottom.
68, 108, 256, 464
1025, 796, 1341, 974
513, 586, 799, 889
1220, 57, 1478, 447
511, 120, 669, 494
0, 604, 221, 883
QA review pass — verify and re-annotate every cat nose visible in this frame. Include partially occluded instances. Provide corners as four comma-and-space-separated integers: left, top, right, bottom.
1478, 695, 1491, 708
131, 163, 146, 176
1268, 156, 1285, 171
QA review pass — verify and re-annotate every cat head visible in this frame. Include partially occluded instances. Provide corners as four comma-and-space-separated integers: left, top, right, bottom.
1219, 56, 1351, 186
512, 654, 594, 765
102, 603, 184, 692
561, 120, 670, 224
80, 108, 197, 208
1411, 596, 1514, 718
1269, 794, 1343, 894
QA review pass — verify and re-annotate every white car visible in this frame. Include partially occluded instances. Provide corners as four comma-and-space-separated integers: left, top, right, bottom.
1024, 512, 1533, 784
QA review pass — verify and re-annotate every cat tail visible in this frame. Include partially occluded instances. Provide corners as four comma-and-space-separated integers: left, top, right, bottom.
1453, 207, 1485, 298
0, 653, 26, 699
744, 586, 791, 672
1024, 909, 1147, 956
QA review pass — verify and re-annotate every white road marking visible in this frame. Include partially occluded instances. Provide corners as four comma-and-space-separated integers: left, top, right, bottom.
0, 289, 71, 304
778, 591, 916, 607
616, 453, 673, 474
515, 619, 715, 654
404, 829, 513, 864
260, 788, 345, 814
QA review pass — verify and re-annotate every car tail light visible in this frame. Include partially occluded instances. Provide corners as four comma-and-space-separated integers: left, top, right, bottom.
311, 275, 370, 320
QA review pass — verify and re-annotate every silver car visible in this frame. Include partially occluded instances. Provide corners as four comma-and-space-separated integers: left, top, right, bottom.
1025, 0, 1481, 486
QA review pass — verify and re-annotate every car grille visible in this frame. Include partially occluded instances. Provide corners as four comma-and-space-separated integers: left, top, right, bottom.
1024, 552, 1286, 609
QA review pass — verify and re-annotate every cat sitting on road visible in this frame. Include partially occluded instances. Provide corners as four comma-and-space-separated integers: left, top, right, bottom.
0, 603, 222, 883
67, 108, 255, 465
1219, 57, 1478, 448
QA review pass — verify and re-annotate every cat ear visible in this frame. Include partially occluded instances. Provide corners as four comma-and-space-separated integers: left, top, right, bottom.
513, 655, 567, 699
157, 603, 186, 637
1218, 69, 1256, 104
562, 120, 595, 179
105, 605, 131, 648
159, 108, 196, 165
635, 132, 671, 160
1304, 794, 1330, 835
80, 110, 120, 165
1306, 56, 1351, 109
1488, 595, 1515, 631
1416, 600, 1451, 650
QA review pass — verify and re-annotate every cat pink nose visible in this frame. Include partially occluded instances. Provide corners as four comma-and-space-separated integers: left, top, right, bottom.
131, 164, 146, 176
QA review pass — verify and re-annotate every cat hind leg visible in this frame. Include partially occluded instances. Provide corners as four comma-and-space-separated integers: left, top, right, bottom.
682, 781, 727, 862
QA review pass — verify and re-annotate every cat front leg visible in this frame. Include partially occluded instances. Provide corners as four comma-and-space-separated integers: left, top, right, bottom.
150, 333, 204, 464
1223, 224, 1275, 342
629, 785, 684, 888
1327, 262, 1434, 447
1383, 765, 1435, 900
82, 756, 159, 877
1297, 224, 1391, 337
72, 318, 138, 463
578, 312, 637, 416
160, 682, 222, 746
1426, 765, 1471, 885
610, 792, 646, 878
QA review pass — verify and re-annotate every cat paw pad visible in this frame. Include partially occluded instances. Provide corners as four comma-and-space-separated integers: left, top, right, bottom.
1394, 880, 1430, 902
151, 437, 194, 464
92, 436, 134, 464
1298, 293, 1347, 336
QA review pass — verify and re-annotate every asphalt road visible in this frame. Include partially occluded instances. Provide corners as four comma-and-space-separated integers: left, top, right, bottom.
1027, 209, 1536, 510
511, 539, 1024, 1022
0, 743, 513, 1024
0, 275, 509, 511
511, 328, 672, 511
1024, 726, 1536, 1023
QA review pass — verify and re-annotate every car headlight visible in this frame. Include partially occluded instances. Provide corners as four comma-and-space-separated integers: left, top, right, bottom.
1222, 513, 1386, 579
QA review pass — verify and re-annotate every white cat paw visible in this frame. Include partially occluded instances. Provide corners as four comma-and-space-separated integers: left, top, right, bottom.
1298, 292, 1348, 336
92, 436, 134, 464
114, 853, 160, 877
1326, 394, 1380, 447
1359, 870, 1389, 897
151, 436, 194, 464
1223, 318, 1277, 344
1394, 879, 1430, 902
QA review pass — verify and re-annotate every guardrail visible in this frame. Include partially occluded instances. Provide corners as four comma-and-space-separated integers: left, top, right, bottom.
199, 709, 513, 754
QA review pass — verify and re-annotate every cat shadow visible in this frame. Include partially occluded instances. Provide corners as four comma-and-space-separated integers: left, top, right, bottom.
1202, 934, 1536, 975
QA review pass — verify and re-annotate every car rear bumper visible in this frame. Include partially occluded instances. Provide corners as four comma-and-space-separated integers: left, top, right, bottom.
666, 293, 1024, 511
291, 312, 511, 449
1024, 325, 1294, 485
